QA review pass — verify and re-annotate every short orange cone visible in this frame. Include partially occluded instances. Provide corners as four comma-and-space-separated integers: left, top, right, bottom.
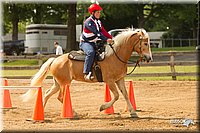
104, 84, 114, 114
2, 79, 13, 109
32, 87, 44, 122
125, 80, 136, 111
61, 85, 73, 118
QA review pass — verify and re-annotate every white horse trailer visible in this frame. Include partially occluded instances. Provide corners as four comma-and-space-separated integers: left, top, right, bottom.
25, 24, 82, 54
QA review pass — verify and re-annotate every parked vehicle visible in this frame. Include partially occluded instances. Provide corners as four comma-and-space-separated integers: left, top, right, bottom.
108, 29, 126, 37
25, 24, 82, 54
108, 29, 166, 48
3, 40, 26, 55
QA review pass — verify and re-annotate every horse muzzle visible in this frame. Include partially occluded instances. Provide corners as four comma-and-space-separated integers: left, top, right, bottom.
143, 54, 153, 63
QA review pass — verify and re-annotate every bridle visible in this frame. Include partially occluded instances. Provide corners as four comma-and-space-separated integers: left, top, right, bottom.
108, 34, 144, 75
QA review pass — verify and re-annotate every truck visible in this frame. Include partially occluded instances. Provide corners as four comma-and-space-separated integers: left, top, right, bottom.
25, 24, 82, 54
3, 40, 25, 55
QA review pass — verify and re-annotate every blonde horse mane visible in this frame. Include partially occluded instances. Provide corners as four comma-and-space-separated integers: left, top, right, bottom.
105, 28, 149, 57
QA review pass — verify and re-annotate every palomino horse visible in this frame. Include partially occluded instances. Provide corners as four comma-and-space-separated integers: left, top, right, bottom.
21, 28, 152, 118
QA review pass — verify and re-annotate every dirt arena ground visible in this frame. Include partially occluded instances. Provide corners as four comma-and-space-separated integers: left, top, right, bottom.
1, 79, 199, 132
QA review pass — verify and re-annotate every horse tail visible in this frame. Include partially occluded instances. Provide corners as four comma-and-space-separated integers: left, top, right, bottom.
21, 57, 56, 102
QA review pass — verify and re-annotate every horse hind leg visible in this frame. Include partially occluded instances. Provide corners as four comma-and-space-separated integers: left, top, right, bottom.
115, 78, 138, 118
99, 82, 119, 112
43, 78, 60, 108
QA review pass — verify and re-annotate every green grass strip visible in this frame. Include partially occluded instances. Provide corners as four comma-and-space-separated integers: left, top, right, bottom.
1, 65, 198, 81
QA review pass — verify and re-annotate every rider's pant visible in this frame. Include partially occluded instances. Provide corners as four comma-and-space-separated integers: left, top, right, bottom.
79, 41, 95, 74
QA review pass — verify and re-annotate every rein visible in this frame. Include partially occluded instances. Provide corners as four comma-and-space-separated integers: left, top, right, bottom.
108, 37, 143, 75
126, 56, 143, 75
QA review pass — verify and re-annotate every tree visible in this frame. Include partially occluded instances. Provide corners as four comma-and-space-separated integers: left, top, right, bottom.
3, 2, 197, 45
146, 4, 197, 39
3, 3, 36, 40
100, 4, 166, 30
27, 4, 68, 24
66, 3, 77, 52
102, 4, 138, 30
3, 3, 28, 40
137, 4, 167, 28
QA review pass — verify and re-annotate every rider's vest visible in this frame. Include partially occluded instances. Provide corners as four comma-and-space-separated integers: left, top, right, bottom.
80, 16, 103, 43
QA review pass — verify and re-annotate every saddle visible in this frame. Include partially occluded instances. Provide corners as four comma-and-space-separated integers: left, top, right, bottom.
68, 41, 106, 82
68, 43, 105, 62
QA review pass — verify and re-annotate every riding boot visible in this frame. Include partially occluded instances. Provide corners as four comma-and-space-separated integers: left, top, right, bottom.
84, 72, 94, 81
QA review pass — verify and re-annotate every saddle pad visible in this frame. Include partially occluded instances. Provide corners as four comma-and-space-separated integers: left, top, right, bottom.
68, 50, 85, 61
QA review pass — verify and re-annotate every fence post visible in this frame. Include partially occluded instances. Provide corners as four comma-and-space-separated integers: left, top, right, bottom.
37, 54, 43, 66
169, 51, 176, 80
162, 39, 165, 48
180, 39, 182, 47
189, 39, 191, 47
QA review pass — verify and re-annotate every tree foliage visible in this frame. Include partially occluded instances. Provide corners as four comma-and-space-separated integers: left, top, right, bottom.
3, 3, 30, 40
3, 2, 197, 43
145, 4, 197, 38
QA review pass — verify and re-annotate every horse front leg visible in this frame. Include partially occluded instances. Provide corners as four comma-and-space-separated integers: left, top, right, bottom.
100, 82, 119, 112
116, 78, 138, 118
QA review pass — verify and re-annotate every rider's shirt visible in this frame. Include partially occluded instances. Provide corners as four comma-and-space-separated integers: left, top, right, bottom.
80, 16, 112, 43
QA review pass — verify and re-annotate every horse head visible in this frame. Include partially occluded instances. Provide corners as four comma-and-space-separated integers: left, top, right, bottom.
131, 29, 153, 63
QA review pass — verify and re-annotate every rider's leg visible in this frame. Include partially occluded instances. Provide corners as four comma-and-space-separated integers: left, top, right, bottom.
80, 42, 95, 80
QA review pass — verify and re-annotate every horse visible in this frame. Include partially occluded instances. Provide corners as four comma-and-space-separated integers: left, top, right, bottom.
21, 28, 153, 118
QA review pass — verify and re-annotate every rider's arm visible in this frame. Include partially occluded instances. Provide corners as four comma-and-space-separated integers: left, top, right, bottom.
101, 26, 113, 39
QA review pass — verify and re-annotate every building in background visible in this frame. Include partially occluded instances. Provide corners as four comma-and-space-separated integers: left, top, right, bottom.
148, 31, 166, 48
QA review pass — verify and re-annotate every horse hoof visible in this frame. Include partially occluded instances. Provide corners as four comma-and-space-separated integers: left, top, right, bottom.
99, 105, 105, 112
130, 113, 139, 118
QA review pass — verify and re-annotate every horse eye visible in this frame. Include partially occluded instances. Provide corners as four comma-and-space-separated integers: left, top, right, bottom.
144, 43, 148, 46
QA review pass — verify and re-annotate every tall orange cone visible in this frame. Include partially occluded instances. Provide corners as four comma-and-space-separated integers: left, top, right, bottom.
104, 84, 114, 114
2, 79, 13, 109
32, 87, 44, 122
125, 80, 136, 111
61, 85, 73, 118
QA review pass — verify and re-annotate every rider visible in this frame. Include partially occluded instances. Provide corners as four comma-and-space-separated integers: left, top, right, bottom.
80, 3, 113, 81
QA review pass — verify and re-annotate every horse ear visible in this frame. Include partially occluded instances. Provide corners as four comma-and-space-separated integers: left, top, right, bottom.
141, 31, 145, 36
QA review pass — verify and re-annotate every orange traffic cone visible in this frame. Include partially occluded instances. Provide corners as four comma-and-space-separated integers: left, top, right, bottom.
61, 85, 73, 118
2, 79, 13, 109
104, 84, 114, 114
125, 80, 136, 112
32, 87, 44, 122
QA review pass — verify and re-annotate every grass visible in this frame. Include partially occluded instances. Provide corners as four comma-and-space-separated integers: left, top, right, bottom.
125, 76, 198, 81
125, 65, 199, 81
2, 65, 198, 81
1, 70, 39, 76
1, 60, 38, 66
151, 46, 196, 52
1, 69, 53, 77
127, 65, 198, 73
